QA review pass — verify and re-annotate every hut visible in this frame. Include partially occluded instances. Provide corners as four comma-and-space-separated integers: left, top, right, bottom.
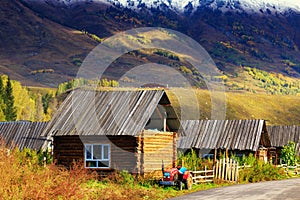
42, 89, 180, 175
267, 125, 300, 164
178, 120, 271, 162
0, 121, 48, 151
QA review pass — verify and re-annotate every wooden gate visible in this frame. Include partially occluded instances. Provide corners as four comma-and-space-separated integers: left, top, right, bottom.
191, 166, 215, 184
215, 158, 239, 182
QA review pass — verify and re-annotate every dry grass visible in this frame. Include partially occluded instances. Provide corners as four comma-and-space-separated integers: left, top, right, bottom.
166, 88, 300, 125
0, 145, 95, 199
0, 145, 175, 200
0, 145, 224, 199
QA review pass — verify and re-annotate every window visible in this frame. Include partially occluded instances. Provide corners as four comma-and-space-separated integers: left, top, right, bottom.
84, 144, 110, 168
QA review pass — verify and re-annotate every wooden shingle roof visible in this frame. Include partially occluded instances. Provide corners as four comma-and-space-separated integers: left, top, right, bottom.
0, 121, 48, 150
267, 125, 300, 155
178, 119, 270, 151
42, 89, 180, 137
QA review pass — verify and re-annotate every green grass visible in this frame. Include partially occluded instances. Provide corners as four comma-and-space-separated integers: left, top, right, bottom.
83, 175, 230, 200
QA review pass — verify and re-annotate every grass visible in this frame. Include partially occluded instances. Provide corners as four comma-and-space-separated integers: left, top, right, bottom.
166, 88, 300, 126
1, 144, 298, 199
27, 86, 57, 95
82, 178, 229, 200
0, 144, 231, 200
49, 84, 300, 126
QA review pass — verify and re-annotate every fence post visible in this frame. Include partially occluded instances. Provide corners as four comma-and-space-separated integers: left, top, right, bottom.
219, 159, 221, 180
219, 159, 222, 179
235, 161, 239, 182
229, 159, 234, 181
222, 158, 225, 180
213, 165, 215, 180
215, 160, 219, 179
205, 165, 207, 181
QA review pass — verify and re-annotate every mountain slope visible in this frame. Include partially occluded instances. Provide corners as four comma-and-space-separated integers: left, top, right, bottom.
1, 0, 300, 87
31, 0, 300, 14
22, 0, 300, 77
0, 0, 98, 87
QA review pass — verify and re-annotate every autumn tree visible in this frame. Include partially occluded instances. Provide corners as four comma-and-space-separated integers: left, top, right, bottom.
34, 93, 44, 121
3, 77, 16, 121
42, 93, 52, 114
0, 78, 5, 121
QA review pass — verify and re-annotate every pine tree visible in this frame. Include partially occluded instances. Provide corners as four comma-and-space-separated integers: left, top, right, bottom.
3, 77, 17, 121
0, 77, 3, 95
0, 77, 5, 121
42, 93, 52, 114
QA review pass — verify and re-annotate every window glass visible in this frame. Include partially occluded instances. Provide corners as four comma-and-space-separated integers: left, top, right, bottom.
98, 161, 109, 168
103, 145, 109, 159
84, 144, 110, 169
93, 145, 102, 159
85, 145, 92, 160
86, 161, 97, 168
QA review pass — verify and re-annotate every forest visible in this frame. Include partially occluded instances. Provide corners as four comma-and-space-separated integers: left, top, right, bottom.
0, 75, 55, 122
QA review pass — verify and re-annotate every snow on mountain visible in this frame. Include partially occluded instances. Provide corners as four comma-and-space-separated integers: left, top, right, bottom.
26, 0, 300, 14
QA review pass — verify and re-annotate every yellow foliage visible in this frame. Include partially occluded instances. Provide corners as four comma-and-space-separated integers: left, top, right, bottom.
11, 81, 36, 121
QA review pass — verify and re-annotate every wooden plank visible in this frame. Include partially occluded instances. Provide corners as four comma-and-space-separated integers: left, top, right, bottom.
222, 158, 225, 180
192, 170, 214, 173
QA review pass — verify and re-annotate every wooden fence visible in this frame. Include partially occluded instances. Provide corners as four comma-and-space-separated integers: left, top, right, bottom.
191, 166, 214, 184
191, 161, 300, 185
278, 164, 300, 175
215, 158, 239, 182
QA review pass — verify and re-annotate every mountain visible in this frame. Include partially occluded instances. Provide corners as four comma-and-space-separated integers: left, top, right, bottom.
27, 0, 300, 14
0, 0, 97, 87
2, 0, 300, 87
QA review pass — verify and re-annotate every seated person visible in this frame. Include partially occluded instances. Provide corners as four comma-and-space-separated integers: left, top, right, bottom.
177, 166, 187, 174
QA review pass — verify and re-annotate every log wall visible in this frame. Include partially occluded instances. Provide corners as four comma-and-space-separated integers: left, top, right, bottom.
137, 130, 177, 174
53, 135, 139, 172
53, 135, 84, 167
53, 132, 177, 175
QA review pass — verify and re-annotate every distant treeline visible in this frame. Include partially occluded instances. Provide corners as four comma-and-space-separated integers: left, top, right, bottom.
0, 75, 55, 122
245, 67, 300, 95
56, 78, 119, 95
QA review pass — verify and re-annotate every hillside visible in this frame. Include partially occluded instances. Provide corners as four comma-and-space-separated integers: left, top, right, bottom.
0, 0, 298, 87
0, 0, 98, 87
1, 0, 300, 125
168, 88, 300, 126
53, 80, 300, 125
21, 0, 300, 81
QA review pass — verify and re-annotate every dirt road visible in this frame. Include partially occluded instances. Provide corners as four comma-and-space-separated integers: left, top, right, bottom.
170, 178, 300, 200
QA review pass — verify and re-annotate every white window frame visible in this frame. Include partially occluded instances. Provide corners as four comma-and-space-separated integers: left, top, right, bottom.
84, 144, 110, 169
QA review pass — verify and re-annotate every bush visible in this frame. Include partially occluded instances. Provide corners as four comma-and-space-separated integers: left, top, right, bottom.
281, 141, 297, 166
0, 146, 95, 199
233, 153, 256, 166
239, 160, 287, 183
177, 149, 203, 170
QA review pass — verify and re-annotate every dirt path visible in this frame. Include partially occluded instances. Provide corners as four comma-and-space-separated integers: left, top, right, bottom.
169, 178, 300, 200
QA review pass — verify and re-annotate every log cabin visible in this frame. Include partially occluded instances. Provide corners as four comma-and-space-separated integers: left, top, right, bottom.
42, 89, 180, 175
0, 121, 48, 151
178, 119, 271, 162
267, 125, 300, 164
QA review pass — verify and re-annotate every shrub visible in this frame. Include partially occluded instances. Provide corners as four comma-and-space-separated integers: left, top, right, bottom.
281, 141, 297, 166
239, 160, 287, 183
233, 153, 256, 166
177, 149, 203, 170
0, 146, 95, 199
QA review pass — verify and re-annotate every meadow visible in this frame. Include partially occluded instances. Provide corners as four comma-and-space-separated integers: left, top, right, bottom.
0, 145, 226, 200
